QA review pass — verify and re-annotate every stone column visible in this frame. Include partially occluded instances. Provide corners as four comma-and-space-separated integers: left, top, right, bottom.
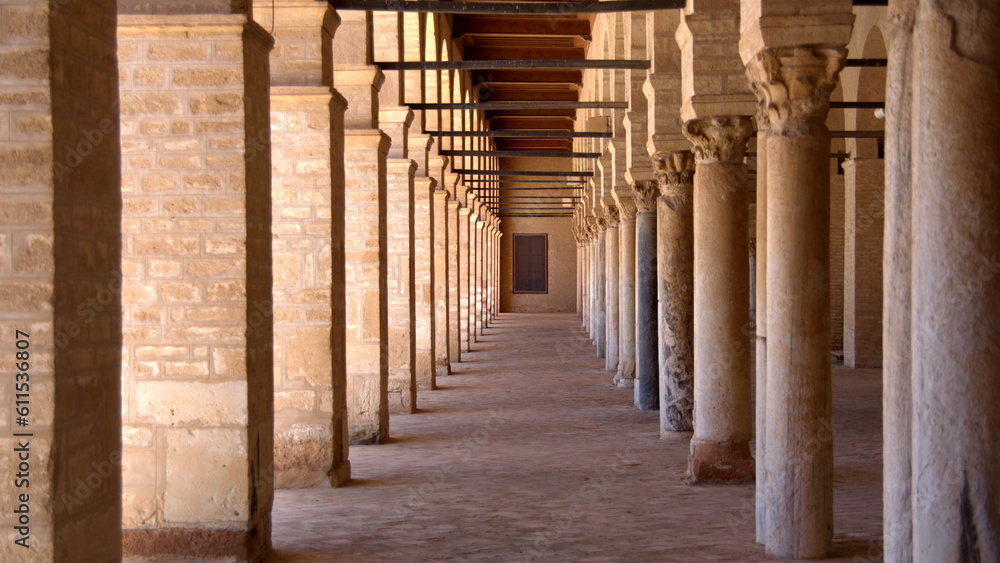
594, 221, 608, 358
386, 158, 416, 414
475, 217, 486, 338
343, 130, 390, 443
261, 0, 351, 491
882, 1, 915, 560
432, 187, 450, 377
653, 151, 696, 433
753, 109, 769, 544
745, 44, 848, 558
459, 206, 472, 353
118, 10, 274, 558
633, 182, 659, 409
604, 205, 621, 372
0, 0, 119, 557
447, 198, 461, 364
683, 116, 755, 484
270, 85, 352, 487
414, 177, 436, 389
910, 2, 1000, 560
614, 201, 638, 388
842, 158, 884, 368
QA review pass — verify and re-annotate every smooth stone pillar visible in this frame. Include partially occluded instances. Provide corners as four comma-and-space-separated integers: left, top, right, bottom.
615, 204, 638, 388
432, 189, 451, 377
447, 199, 461, 365
747, 45, 846, 558
683, 115, 755, 484
653, 151, 696, 433
753, 113, 769, 544
605, 207, 621, 371
633, 182, 659, 410
911, 2, 1000, 560
882, 0, 915, 559
594, 223, 607, 358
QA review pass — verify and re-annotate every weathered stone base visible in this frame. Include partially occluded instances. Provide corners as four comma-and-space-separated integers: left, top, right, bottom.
274, 424, 334, 489
123, 528, 261, 560
436, 360, 451, 378
350, 424, 386, 445
416, 349, 435, 390
613, 360, 636, 388
388, 372, 415, 414
687, 440, 755, 484
328, 460, 352, 487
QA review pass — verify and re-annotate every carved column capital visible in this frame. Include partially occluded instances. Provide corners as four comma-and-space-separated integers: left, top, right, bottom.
617, 197, 638, 220
633, 179, 660, 213
653, 150, 696, 197
682, 116, 754, 163
596, 217, 608, 231
745, 46, 848, 136
605, 204, 620, 227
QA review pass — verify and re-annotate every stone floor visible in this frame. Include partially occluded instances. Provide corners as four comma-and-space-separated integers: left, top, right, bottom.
268, 312, 884, 562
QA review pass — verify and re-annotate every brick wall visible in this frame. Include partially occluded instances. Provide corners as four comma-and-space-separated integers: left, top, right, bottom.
0, 0, 122, 559
118, 14, 273, 559
843, 158, 884, 367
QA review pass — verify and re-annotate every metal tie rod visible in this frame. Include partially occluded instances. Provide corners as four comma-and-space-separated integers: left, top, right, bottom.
376, 60, 650, 71
324, 0, 685, 14
454, 169, 594, 177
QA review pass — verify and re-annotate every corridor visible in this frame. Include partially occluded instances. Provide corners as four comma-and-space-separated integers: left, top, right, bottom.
269, 314, 882, 562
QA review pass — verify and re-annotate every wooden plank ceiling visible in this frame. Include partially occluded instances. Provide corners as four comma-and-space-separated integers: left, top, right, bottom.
454, 12, 594, 152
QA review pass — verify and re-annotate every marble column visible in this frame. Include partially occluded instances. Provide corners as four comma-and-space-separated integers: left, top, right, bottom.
683, 116, 754, 484
614, 201, 638, 388
753, 109, 769, 544
746, 45, 847, 558
633, 181, 659, 410
910, 1, 1000, 560
594, 222, 608, 358
882, 1, 915, 559
653, 151, 696, 434
605, 205, 621, 372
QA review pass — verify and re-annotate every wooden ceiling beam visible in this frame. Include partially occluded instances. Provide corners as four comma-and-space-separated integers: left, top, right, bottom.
488, 117, 575, 130
472, 69, 583, 85
376, 59, 649, 70
453, 16, 591, 39
463, 47, 584, 61
324, 0, 685, 14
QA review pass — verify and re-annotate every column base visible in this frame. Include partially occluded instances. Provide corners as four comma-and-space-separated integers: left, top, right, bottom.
614, 360, 636, 388
435, 360, 450, 378
273, 424, 336, 489
687, 440, 755, 484
123, 528, 260, 560
349, 423, 387, 445
328, 460, 352, 487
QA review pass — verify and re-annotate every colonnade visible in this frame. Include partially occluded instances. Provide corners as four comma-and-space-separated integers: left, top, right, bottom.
1, 0, 997, 560
574, 1, 999, 560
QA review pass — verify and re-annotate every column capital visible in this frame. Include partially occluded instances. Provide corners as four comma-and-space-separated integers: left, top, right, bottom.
595, 217, 608, 231
633, 179, 660, 213
745, 46, 847, 135
653, 150, 696, 197
682, 116, 754, 163
605, 204, 620, 227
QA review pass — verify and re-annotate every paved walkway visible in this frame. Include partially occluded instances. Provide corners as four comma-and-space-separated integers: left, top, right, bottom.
269, 313, 883, 562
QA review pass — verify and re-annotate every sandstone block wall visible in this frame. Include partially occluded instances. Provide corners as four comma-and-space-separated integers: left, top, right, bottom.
343, 130, 389, 444
117, 14, 273, 559
0, 0, 122, 559
386, 158, 416, 413
270, 87, 349, 488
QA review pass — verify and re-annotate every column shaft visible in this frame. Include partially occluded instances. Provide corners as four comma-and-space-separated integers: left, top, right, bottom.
882, 0, 915, 559
605, 216, 621, 371
911, 2, 1000, 560
447, 200, 461, 364
432, 190, 450, 376
615, 212, 637, 388
654, 153, 695, 433
595, 227, 607, 358
754, 124, 769, 543
634, 183, 659, 409
414, 177, 435, 390
684, 116, 754, 483
458, 207, 471, 354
